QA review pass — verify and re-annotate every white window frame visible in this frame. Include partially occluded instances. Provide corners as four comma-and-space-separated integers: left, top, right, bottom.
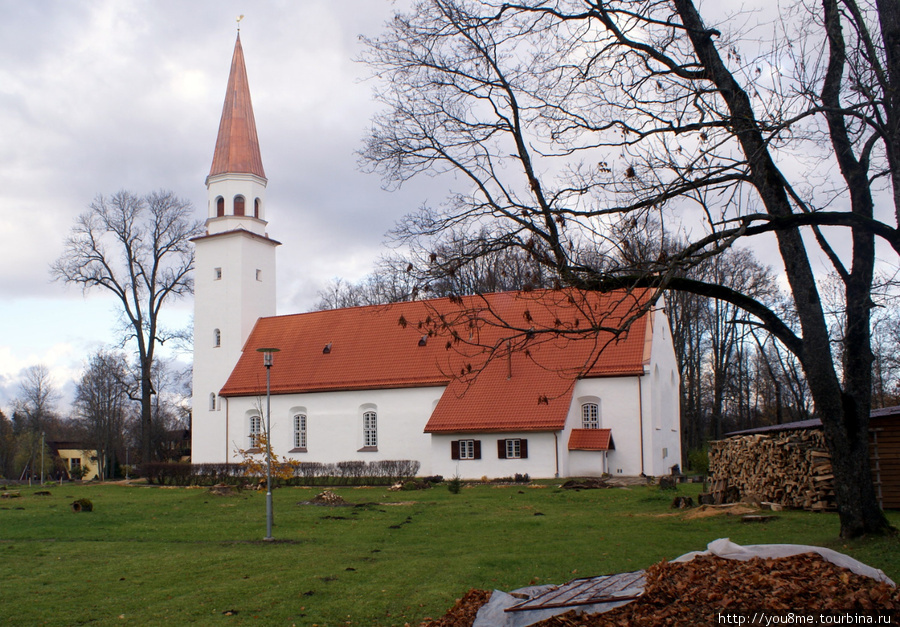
460, 439, 476, 459
214, 328, 221, 348
505, 438, 522, 459
582, 402, 600, 429
294, 414, 307, 449
363, 411, 377, 448
249, 415, 262, 448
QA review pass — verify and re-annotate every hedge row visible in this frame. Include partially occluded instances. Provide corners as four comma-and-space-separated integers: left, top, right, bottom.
139, 460, 422, 486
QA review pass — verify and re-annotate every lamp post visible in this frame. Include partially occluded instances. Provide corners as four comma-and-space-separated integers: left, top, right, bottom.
257, 347, 280, 541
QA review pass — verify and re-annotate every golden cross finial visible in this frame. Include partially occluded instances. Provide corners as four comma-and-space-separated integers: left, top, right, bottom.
237, 15, 244, 32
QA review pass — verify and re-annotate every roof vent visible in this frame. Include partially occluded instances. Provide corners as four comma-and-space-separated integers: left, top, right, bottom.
418, 335, 428, 346
323, 342, 332, 354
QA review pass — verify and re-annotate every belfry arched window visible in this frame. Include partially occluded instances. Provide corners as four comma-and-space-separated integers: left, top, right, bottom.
234, 195, 245, 216
216, 196, 224, 217
254, 198, 261, 218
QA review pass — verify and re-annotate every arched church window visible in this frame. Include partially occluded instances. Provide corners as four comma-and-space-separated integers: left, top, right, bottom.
254, 198, 260, 218
214, 328, 221, 347
363, 410, 378, 448
249, 415, 262, 448
234, 195, 245, 216
216, 197, 224, 217
582, 402, 600, 429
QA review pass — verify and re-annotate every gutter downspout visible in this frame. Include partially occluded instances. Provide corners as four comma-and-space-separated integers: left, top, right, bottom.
554, 431, 560, 478
638, 376, 645, 476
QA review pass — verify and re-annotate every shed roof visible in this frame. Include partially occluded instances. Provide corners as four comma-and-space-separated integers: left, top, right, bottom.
568, 429, 615, 451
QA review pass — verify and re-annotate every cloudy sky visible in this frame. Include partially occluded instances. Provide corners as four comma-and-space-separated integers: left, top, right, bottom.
0, 1, 440, 413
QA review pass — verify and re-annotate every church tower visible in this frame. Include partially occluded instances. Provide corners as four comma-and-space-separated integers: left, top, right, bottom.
192, 32, 279, 463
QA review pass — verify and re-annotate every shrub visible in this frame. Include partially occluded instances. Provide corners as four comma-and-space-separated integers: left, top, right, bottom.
686, 447, 709, 475
140, 460, 425, 487
448, 476, 462, 494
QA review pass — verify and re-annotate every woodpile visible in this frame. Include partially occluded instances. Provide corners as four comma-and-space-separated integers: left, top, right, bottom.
707, 429, 836, 511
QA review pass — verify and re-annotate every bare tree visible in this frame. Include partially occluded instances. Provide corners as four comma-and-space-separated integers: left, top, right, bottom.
148, 357, 191, 462
361, 0, 899, 536
315, 234, 552, 311
0, 411, 16, 479
74, 349, 131, 480
52, 190, 203, 463
13, 364, 60, 434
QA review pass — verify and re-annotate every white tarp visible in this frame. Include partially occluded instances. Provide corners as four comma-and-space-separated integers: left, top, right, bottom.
673, 537, 895, 586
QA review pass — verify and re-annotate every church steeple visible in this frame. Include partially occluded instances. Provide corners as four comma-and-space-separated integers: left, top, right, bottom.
204, 31, 269, 236
192, 26, 279, 464
208, 33, 266, 180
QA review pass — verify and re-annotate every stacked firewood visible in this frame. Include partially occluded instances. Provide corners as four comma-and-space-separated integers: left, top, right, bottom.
707, 429, 836, 511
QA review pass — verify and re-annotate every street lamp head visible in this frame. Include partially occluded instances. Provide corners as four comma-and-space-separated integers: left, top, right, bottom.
256, 347, 280, 367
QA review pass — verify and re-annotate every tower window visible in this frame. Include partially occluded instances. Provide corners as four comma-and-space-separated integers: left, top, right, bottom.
254, 198, 261, 218
234, 195, 245, 216
209, 393, 216, 411
216, 197, 224, 217
214, 267, 222, 280
214, 329, 221, 347
256, 269, 262, 281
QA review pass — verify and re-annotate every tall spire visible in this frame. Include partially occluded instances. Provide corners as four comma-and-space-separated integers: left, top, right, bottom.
209, 33, 266, 180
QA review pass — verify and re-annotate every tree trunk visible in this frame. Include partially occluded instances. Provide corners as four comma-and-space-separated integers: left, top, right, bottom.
674, 0, 893, 537
141, 373, 153, 463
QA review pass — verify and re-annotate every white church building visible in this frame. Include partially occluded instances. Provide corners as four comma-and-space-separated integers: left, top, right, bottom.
191, 34, 682, 479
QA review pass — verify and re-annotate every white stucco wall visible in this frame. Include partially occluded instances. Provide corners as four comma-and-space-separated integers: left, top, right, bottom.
429, 432, 560, 479
643, 307, 682, 476
562, 377, 644, 476
221, 386, 446, 469
192, 230, 277, 464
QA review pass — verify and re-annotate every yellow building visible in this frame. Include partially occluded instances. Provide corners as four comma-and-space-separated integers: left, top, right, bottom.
47, 442, 100, 481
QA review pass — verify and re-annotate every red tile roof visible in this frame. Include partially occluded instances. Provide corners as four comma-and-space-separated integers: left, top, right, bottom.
568, 429, 615, 451
209, 34, 266, 180
220, 289, 652, 433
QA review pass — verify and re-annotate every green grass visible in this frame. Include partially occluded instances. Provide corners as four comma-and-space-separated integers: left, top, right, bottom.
1, 482, 898, 626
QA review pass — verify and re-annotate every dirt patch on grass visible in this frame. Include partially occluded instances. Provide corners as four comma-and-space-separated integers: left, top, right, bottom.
682, 503, 759, 519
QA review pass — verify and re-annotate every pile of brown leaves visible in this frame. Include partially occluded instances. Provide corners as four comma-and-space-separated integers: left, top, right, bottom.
419, 589, 492, 627
535, 554, 900, 626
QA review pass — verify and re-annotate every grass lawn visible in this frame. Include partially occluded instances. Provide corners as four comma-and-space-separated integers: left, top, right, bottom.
1, 481, 898, 626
